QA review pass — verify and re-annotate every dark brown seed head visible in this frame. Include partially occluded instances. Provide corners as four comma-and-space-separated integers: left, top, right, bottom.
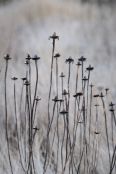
62, 89, 69, 95
93, 94, 99, 98
78, 54, 86, 62
32, 54, 40, 60
49, 32, 59, 40
105, 88, 109, 95
94, 131, 100, 135
90, 83, 94, 88
82, 76, 88, 81
86, 64, 94, 71
109, 108, 115, 112
52, 96, 64, 102
34, 96, 41, 101
33, 126, 39, 131
99, 92, 105, 98
24, 60, 29, 64
109, 102, 115, 107
59, 72, 65, 78
24, 80, 30, 85
65, 56, 74, 64
76, 61, 81, 66
95, 104, 99, 106
54, 52, 60, 58
4, 54, 11, 60
21, 77, 27, 81
73, 92, 83, 97
25, 53, 31, 60
11, 76, 18, 80
60, 109, 68, 115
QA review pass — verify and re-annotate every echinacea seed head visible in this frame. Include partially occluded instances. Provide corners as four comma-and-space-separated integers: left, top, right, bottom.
11, 76, 18, 80
34, 96, 41, 101
62, 89, 69, 95
73, 92, 83, 97
25, 53, 31, 60
105, 88, 109, 95
109, 102, 115, 107
49, 32, 59, 40
32, 54, 40, 60
21, 77, 27, 81
90, 83, 94, 88
52, 96, 64, 102
109, 108, 115, 112
95, 104, 99, 106
59, 72, 65, 78
65, 56, 74, 64
78, 54, 86, 62
24, 61, 29, 64
99, 92, 105, 98
4, 54, 11, 60
93, 94, 99, 97
60, 109, 68, 115
82, 76, 88, 81
86, 64, 94, 71
94, 131, 100, 135
33, 126, 39, 131
54, 52, 60, 58
24, 80, 30, 85
76, 61, 81, 66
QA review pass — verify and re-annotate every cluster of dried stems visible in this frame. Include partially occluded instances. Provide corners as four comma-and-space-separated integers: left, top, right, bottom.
4, 32, 116, 174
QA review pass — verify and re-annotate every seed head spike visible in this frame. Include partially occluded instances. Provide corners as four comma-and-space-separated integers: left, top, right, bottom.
32, 54, 40, 60
11, 76, 18, 80
86, 64, 94, 71
99, 92, 105, 98
24, 80, 30, 86
109, 102, 115, 107
49, 32, 59, 40
90, 83, 94, 88
24, 60, 29, 64
82, 76, 88, 81
76, 61, 81, 66
60, 109, 68, 115
105, 88, 109, 95
21, 77, 27, 81
59, 72, 65, 78
65, 56, 74, 64
62, 89, 69, 95
93, 94, 99, 98
54, 52, 60, 58
25, 53, 31, 60
78, 54, 86, 62
94, 131, 100, 135
4, 54, 11, 60
73, 92, 83, 97
34, 96, 41, 101
52, 96, 64, 102
109, 108, 115, 112
95, 104, 99, 106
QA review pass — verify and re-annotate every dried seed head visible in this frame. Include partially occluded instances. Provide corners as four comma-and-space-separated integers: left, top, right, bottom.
49, 32, 59, 40
11, 76, 18, 80
73, 92, 83, 97
34, 96, 41, 101
65, 56, 74, 64
90, 83, 94, 88
25, 53, 31, 60
99, 92, 105, 98
105, 88, 109, 95
78, 54, 86, 62
86, 64, 94, 71
24, 80, 30, 85
109, 108, 115, 112
24, 60, 29, 64
62, 89, 69, 95
54, 52, 60, 58
4, 54, 11, 60
95, 104, 99, 106
78, 120, 83, 123
60, 109, 68, 115
59, 72, 65, 78
76, 61, 81, 66
109, 102, 115, 107
33, 126, 39, 131
52, 96, 64, 102
93, 94, 99, 98
82, 76, 88, 81
32, 54, 40, 60
94, 131, 100, 135
21, 77, 27, 81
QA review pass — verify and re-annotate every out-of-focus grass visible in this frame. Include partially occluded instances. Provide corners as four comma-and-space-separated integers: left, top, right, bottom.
0, 0, 116, 173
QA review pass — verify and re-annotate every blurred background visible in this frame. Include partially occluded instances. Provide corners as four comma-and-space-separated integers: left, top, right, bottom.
0, 0, 116, 173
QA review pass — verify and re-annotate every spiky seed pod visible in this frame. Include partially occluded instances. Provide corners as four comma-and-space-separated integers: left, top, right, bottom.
49, 32, 59, 40
4, 54, 11, 60
99, 92, 105, 98
109, 102, 115, 107
34, 96, 41, 101
21, 77, 27, 81
25, 53, 31, 60
11, 76, 18, 80
32, 54, 40, 60
62, 89, 69, 95
94, 131, 100, 134
24, 61, 29, 64
82, 76, 88, 81
73, 92, 83, 97
90, 83, 94, 88
65, 55, 74, 64
78, 54, 86, 62
54, 52, 60, 58
60, 109, 68, 115
59, 72, 65, 78
76, 61, 81, 66
24, 80, 30, 85
86, 64, 94, 71
93, 94, 99, 98
52, 96, 64, 102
